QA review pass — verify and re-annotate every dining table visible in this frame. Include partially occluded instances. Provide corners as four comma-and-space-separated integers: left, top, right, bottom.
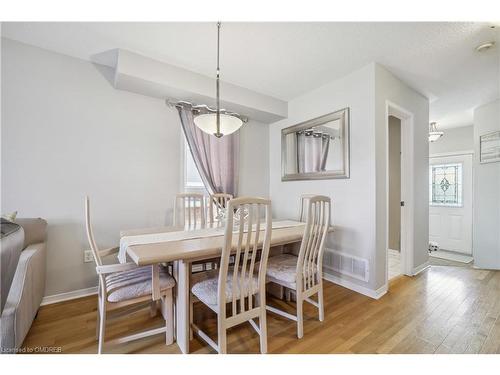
118, 220, 321, 354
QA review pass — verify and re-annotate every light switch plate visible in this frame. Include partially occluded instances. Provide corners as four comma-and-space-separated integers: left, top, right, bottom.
84, 250, 94, 263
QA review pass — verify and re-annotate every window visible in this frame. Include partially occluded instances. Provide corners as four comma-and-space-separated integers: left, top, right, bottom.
184, 140, 205, 191
429, 163, 463, 206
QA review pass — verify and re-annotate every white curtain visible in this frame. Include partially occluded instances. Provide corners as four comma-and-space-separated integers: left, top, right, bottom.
297, 133, 330, 173
177, 105, 240, 196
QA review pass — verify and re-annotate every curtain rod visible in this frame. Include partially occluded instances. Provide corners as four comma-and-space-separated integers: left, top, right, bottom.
165, 99, 248, 123
297, 129, 335, 140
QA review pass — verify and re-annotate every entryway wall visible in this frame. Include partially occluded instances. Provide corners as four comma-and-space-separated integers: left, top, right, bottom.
473, 100, 500, 270
429, 125, 473, 155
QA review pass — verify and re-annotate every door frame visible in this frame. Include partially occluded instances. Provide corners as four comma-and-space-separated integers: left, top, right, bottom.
385, 101, 415, 281
429, 150, 474, 158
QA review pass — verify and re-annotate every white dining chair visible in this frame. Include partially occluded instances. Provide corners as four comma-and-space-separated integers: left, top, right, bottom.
190, 197, 272, 354
194, 193, 234, 271
85, 196, 175, 354
207, 193, 233, 225
174, 193, 206, 230
266, 195, 330, 338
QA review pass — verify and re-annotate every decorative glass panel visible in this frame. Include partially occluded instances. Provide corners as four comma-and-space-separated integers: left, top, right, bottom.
429, 163, 463, 206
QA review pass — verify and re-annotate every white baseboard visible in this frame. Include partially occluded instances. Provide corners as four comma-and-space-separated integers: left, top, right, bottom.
41, 286, 98, 306
323, 273, 387, 300
412, 261, 430, 276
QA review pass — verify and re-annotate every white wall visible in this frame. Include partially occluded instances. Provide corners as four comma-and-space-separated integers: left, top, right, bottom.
374, 64, 429, 287
269, 63, 429, 294
1, 38, 269, 296
473, 99, 500, 269
429, 125, 474, 155
239, 120, 270, 198
1, 38, 182, 296
269, 64, 378, 291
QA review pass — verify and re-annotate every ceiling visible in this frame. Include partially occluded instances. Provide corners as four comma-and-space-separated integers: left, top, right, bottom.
2, 22, 499, 129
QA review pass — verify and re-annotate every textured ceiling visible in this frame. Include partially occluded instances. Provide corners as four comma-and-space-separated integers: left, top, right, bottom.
2, 22, 499, 128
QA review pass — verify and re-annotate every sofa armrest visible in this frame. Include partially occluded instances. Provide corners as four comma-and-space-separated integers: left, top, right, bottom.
1, 242, 46, 352
16, 218, 47, 249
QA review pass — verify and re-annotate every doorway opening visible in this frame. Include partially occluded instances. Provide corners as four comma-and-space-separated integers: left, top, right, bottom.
385, 102, 415, 286
388, 115, 402, 280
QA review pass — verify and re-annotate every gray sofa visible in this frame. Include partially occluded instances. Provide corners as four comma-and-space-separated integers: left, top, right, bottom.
0, 218, 47, 353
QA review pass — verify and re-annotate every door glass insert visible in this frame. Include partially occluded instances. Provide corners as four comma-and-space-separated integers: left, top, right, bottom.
429, 163, 463, 206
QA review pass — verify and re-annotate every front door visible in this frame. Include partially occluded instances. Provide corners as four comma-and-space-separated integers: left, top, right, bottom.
429, 153, 473, 255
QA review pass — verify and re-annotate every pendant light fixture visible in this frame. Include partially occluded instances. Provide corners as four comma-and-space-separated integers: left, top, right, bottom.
193, 22, 244, 138
428, 122, 444, 142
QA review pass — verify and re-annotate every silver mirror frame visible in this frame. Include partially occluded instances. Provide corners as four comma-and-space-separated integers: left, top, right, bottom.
281, 107, 350, 181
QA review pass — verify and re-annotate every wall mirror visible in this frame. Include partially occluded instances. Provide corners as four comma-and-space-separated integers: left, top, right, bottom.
281, 108, 350, 181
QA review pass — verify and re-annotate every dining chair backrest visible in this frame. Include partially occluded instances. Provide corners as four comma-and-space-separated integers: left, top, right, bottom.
218, 197, 272, 319
207, 193, 233, 224
174, 193, 206, 230
85, 196, 110, 300
298, 194, 317, 222
296, 195, 331, 293
85, 196, 103, 267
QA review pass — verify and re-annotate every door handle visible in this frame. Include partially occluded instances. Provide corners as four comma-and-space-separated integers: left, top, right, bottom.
400, 201, 405, 207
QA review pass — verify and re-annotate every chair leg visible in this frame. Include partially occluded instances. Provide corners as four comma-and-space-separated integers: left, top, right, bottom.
161, 289, 174, 345
150, 300, 158, 317
296, 293, 304, 339
189, 293, 194, 341
95, 297, 100, 340
318, 283, 325, 322
259, 306, 268, 354
98, 297, 106, 354
217, 319, 227, 354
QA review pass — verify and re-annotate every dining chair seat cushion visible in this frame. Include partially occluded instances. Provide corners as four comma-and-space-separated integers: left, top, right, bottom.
191, 268, 259, 308
266, 254, 299, 287
105, 266, 175, 303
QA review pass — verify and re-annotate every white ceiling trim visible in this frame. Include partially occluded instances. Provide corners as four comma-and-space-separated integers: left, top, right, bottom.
112, 49, 288, 123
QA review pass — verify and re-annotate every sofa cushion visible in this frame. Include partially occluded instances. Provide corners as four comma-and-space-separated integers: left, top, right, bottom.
0, 218, 20, 239
1, 212, 17, 223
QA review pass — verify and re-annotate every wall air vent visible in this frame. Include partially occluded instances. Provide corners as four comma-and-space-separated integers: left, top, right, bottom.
323, 248, 369, 282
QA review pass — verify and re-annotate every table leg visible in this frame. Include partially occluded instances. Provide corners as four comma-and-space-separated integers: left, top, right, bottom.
151, 264, 160, 301
174, 259, 190, 354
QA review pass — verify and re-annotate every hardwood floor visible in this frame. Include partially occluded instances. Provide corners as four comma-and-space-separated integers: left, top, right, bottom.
22, 264, 500, 354
388, 249, 401, 280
